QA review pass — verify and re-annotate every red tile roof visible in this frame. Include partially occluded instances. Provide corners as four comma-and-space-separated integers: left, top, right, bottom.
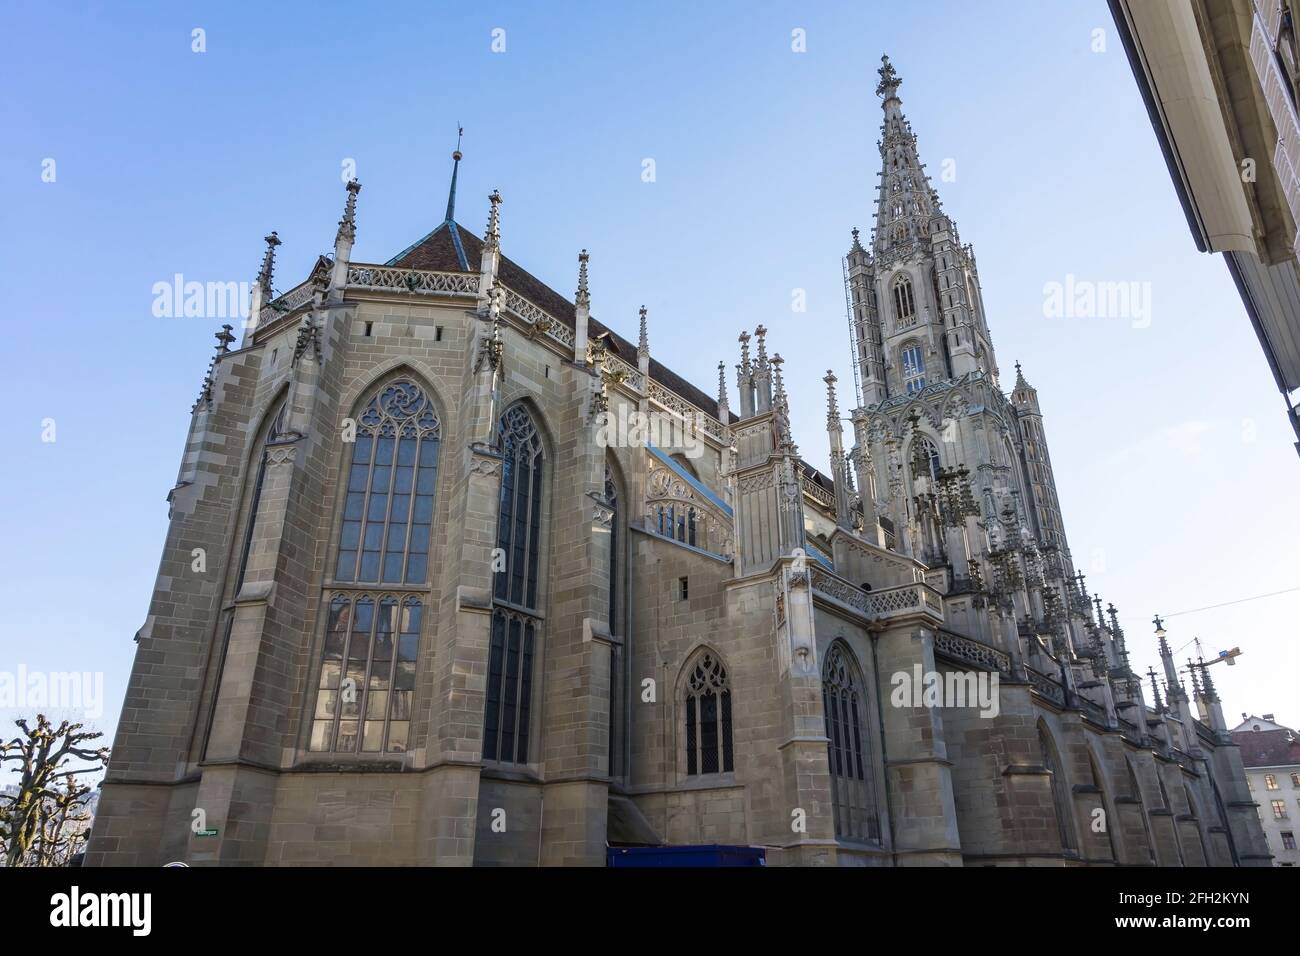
1232, 726, 1300, 767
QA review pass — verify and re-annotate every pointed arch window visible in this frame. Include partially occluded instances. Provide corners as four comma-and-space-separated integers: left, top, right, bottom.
683, 650, 733, 775
901, 343, 926, 395
1038, 724, 1077, 852
335, 380, 441, 586
484, 404, 546, 764
893, 275, 917, 328
310, 593, 421, 753
823, 643, 880, 841
911, 435, 941, 483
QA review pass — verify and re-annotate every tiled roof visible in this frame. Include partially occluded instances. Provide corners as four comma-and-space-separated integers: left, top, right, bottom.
387, 222, 732, 423
1232, 726, 1300, 768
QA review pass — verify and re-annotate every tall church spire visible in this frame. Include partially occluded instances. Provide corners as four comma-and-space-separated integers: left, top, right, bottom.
444, 126, 464, 223
872, 54, 942, 258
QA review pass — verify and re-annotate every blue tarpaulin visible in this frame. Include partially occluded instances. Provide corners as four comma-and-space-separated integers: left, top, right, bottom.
606, 844, 766, 867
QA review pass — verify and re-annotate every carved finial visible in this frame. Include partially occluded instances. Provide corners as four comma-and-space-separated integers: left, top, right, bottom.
1107, 602, 1120, 633
876, 54, 902, 99
824, 370, 840, 427
772, 354, 786, 402
476, 282, 504, 374
257, 231, 281, 297
754, 325, 768, 369
575, 249, 590, 309
215, 324, 235, 354
850, 226, 865, 253
637, 305, 649, 358
717, 361, 727, 405
1093, 595, 1106, 628
587, 330, 609, 369
738, 331, 752, 373
337, 179, 361, 244
1147, 666, 1164, 712
484, 190, 502, 249
1199, 657, 1219, 701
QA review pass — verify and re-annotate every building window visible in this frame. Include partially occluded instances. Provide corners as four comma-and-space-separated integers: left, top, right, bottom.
310, 593, 420, 753
1292, 772, 1300, 788
1267, 773, 1280, 790
1283, 831, 1297, 850
683, 649, 733, 775
1272, 799, 1288, 820
335, 380, 441, 585
823, 643, 880, 842
893, 275, 917, 327
901, 344, 926, 395
484, 404, 545, 764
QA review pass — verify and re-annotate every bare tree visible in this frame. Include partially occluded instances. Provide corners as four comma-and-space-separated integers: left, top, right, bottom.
0, 715, 109, 867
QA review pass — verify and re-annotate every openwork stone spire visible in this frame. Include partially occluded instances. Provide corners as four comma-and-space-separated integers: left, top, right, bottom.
637, 305, 649, 358
872, 53, 942, 258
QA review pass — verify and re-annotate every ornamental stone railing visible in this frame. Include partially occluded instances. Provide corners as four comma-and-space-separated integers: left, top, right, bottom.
259, 278, 318, 325
647, 381, 729, 444
810, 568, 944, 626
347, 265, 480, 297
600, 352, 646, 393
800, 473, 835, 510
1026, 666, 1066, 705
933, 630, 1011, 675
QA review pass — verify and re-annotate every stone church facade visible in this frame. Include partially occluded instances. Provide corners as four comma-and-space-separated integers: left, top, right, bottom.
86, 57, 1270, 867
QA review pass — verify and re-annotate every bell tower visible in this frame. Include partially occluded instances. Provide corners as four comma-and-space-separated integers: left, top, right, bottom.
846, 55, 999, 408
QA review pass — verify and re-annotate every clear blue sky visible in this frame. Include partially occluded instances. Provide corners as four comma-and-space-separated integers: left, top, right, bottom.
2, 0, 1295, 751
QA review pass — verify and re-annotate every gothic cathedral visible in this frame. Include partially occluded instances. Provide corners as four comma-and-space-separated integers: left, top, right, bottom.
88, 58, 1270, 867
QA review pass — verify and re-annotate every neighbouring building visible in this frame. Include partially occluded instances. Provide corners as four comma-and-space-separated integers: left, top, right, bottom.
1110, 0, 1300, 454
86, 57, 1269, 866
1233, 713, 1300, 864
